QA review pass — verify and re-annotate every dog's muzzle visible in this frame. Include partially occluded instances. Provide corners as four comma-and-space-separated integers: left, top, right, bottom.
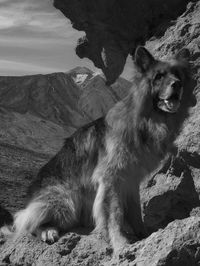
157, 81, 183, 113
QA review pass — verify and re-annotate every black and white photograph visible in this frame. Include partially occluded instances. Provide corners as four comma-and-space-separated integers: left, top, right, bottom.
0, 0, 200, 265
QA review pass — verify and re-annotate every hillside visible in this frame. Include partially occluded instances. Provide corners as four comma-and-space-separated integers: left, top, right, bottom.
0, 68, 131, 155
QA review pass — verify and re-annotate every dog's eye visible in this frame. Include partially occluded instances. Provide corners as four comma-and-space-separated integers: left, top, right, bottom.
154, 73, 164, 81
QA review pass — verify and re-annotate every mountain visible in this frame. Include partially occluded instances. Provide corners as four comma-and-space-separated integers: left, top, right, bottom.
0, 68, 131, 154
68, 66, 94, 88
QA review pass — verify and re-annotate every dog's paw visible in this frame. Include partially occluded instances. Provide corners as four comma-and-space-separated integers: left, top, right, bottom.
41, 228, 59, 244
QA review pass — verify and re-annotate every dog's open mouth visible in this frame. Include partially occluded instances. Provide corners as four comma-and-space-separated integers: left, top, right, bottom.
157, 93, 182, 113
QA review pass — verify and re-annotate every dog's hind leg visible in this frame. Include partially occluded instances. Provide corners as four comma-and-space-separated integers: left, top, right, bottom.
13, 184, 81, 243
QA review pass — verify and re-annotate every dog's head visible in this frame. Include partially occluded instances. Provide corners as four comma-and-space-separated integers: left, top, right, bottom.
134, 46, 193, 114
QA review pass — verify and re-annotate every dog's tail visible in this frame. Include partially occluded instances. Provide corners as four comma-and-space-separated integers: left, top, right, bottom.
0, 185, 82, 241
13, 201, 48, 237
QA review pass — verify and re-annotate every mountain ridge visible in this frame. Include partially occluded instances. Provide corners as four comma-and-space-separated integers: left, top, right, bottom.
0, 68, 131, 154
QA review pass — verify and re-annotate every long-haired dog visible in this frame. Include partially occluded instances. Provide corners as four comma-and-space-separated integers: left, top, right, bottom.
1, 47, 194, 253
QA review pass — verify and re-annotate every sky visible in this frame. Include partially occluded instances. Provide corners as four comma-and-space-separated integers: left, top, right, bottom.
0, 0, 132, 79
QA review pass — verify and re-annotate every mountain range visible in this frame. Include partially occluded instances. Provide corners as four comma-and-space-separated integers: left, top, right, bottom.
0, 67, 131, 155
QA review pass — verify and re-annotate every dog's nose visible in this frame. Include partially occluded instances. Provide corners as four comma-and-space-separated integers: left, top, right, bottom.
172, 80, 182, 90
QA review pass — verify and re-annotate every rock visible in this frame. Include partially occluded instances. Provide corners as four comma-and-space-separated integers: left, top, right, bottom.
190, 206, 200, 217
118, 217, 200, 266
53, 0, 190, 84
141, 155, 200, 233
1, 217, 200, 265
143, 0, 200, 231
146, 1, 200, 208
0, 232, 111, 266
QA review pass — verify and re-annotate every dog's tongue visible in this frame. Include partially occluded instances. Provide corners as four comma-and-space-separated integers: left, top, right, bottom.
164, 99, 180, 112
158, 99, 180, 113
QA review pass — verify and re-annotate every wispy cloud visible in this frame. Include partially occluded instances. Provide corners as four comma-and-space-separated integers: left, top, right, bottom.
0, 0, 67, 33
0, 0, 96, 76
0, 59, 62, 75
0, 0, 131, 79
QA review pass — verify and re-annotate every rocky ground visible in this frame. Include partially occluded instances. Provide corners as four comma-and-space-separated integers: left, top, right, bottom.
0, 1, 200, 265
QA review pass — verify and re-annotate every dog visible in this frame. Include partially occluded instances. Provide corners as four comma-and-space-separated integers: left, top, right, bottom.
1, 46, 194, 253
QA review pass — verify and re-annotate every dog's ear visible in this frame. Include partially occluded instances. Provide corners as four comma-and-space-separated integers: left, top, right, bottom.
175, 48, 190, 62
134, 46, 155, 72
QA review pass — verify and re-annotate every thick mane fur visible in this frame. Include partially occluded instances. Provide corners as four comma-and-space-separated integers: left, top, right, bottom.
106, 60, 193, 153
107, 76, 168, 161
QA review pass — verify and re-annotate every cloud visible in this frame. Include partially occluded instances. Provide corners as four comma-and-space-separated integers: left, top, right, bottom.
0, 1, 32, 29
0, 59, 61, 75
0, 0, 70, 34
0, 0, 130, 79
0, 0, 93, 75
0, 34, 95, 76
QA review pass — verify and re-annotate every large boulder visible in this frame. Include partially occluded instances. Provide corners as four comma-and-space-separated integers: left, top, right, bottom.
54, 0, 190, 84
118, 217, 200, 266
141, 155, 200, 234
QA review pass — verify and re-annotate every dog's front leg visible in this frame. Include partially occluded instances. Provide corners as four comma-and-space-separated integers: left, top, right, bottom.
93, 175, 129, 253
92, 181, 109, 239
107, 181, 129, 253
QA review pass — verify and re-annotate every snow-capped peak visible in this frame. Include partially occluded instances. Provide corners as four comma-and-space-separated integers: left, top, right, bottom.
72, 73, 89, 85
